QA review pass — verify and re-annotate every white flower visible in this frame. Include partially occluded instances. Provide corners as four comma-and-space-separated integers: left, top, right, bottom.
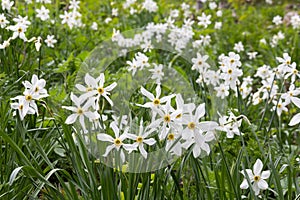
272, 15, 282, 25
234, 41, 244, 52
209, 2, 217, 10
191, 53, 210, 73
272, 99, 288, 117
240, 159, 271, 196
69, 0, 80, 10
7, 23, 28, 41
11, 97, 35, 120
1, 0, 14, 12
148, 63, 164, 84
137, 84, 174, 110
0, 14, 9, 28
91, 22, 98, 30
97, 123, 136, 163
247, 52, 258, 60
62, 93, 96, 132
215, 84, 229, 99
149, 100, 182, 139
214, 22, 222, 29
197, 13, 211, 28
216, 10, 223, 17
291, 14, 300, 29
44, 35, 57, 48
217, 111, 242, 138
77, 73, 117, 109
142, 0, 158, 13
126, 120, 156, 159
22, 74, 49, 99
36, 6, 50, 21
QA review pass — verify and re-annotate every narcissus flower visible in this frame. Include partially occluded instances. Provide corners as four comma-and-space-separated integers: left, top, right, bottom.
240, 159, 270, 196
97, 123, 136, 163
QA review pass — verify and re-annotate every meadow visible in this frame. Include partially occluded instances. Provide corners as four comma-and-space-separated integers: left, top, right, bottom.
0, 0, 299, 199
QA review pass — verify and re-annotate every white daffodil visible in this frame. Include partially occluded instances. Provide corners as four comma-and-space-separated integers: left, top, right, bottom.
78, 73, 117, 109
7, 23, 28, 41
126, 120, 156, 159
149, 100, 182, 140
197, 13, 211, 28
137, 84, 174, 110
44, 35, 57, 48
97, 123, 136, 163
281, 84, 300, 105
36, 6, 50, 21
1, 0, 14, 12
62, 92, 96, 132
272, 99, 288, 117
22, 74, 49, 99
182, 130, 215, 158
191, 53, 210, 73
217, 111, 242, 138
240, 159, 271, 196
10, 96, 35, 120
0, 14, 9, 28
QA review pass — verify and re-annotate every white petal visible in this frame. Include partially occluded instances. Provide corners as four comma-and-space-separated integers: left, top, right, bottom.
258, 179, 268, 190
261, 170, 270, 179
143, 138, 156, 146
103, 144, 115, 157
240, 179, 249, 189
105, 82, 117, 91
139, 145, 147, 159
155, 84, 161, 98
195, 103, 206, 120
97, 134, 114, 142
141, 86, 154, 100
253, 159, 263, 176
199, 121, 218, 132
65, 114, 78, 124
291, 97, 300, 108
192, 145, 201, 158
289, 113, 300, 126
252, 182, 260, 196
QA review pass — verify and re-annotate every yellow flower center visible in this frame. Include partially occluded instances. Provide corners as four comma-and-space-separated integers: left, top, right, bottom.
153, 98, 160, 105
293, 69, 298, 74
35, 87, 39, 92
188, 122, 196, 130
228, 69, 233, 74
18, 28, 22, 33
25, 95, 32, 101
136, 136, 143, 143
77, 108, 83, 115
277, 104, 282, 108
167, 133, 175, 140
114, 138, 122, 146
253, 175, 261, 182
230, 59, 234, 64
97, 87, 104, 94
164, 114, 171, 123
198, 61, 202, 65
286, 61, 290, 65
19, 104, 23, 110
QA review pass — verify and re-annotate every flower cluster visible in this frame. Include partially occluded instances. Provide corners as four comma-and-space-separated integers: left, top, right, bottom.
62, 73, 117, 133
11, 74, 49, 120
